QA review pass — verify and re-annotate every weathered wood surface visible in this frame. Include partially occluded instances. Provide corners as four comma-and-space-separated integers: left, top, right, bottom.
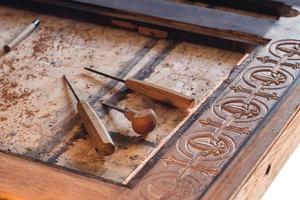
201, 68, 300, 199
13, 0, 276, 45
233, 106, 300, 200
187, 0, 297, 17
113, 38, 300, 199
0, 152, 122, 200
273, 0, 300, 6
1, 2, 300, 200
5, 0, 300, 49
0, 5, 242, 184
2, 35, 300, 199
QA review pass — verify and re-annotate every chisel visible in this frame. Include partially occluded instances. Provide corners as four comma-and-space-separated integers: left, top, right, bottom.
63, 75, 115, 156
101, 101, 157, 136
84, 67, 195, 110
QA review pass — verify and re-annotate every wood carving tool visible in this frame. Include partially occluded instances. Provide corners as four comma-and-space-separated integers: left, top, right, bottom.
3, 19, 40, 53
101, 101, 157, 136
85, 67, 195, 110
63, 75, 115, 156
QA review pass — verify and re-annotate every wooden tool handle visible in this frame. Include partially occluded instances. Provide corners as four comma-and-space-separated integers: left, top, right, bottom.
77, 101, 115, 156
4, 20, 39, 53
125, 78, 195, 110
124, 109, 157, 135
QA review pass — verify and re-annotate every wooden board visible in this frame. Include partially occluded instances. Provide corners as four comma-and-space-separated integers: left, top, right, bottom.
1, 1, 300, 200
5, 0, 275, 45
187, 0, 296, 17
0, 5, 243, 185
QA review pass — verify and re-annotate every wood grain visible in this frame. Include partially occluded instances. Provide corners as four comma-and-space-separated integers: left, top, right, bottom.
0, 152, 122, 200
201, 76, 300, 200
234, 106, 300, 200
77, 101, 115, 156
0, 5, 242, 184
125, 78, 195, 110
21, 0, 274, 44
190, 0, 295, 17
0, 2, 300, 200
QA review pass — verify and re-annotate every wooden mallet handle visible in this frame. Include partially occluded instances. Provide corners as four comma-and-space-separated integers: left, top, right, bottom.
77, 101, 115, 156
125, 78, 195, 110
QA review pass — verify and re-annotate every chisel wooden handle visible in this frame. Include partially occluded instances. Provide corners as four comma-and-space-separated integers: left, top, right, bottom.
125, 78, 195, 110
4, 20, 40, 53
77, 101, 115, 156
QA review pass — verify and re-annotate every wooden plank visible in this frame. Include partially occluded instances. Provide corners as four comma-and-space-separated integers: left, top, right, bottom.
1, 36, 300, 199
0, 152, 122, 200
0, 5, 243, 185
0, 5, 154, 155
234, 106, 300, 200
201, 76, 300, 200
0, 2, 300, 200
190, 0, 296, 17
273, 0, 300, 6
113, 37, 300, 198
55, 41, 243, 184
0, 5, 159, 184
22, 0, 274, 44
0, 191, 25, 200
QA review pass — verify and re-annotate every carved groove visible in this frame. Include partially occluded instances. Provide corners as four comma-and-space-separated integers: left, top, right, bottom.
122, 40, 300, 199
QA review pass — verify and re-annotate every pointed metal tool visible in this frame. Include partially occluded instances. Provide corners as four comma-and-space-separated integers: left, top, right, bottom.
63, 75, 115, 156
85, 67, 195, 110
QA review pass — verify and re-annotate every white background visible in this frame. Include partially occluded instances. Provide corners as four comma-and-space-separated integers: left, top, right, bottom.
262, 145, 300, 200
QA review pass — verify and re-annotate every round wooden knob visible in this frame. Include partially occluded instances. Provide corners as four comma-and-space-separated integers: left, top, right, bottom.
125, 109, 157, 136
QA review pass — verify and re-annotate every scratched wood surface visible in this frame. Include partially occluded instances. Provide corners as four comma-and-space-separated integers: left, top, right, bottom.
0, 5, 243, 184
1, 1, 300, 200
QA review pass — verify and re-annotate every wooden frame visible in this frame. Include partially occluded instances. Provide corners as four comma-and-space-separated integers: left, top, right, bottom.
1, 1, 300, 199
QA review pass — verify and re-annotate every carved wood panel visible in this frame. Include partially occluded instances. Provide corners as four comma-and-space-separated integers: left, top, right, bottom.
118, 39, 300, 199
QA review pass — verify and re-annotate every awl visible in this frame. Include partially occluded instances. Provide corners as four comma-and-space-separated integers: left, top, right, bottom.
85, 67, 195, 110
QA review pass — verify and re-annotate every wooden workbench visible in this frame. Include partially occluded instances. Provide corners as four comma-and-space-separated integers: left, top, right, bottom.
0, 1, 300, 199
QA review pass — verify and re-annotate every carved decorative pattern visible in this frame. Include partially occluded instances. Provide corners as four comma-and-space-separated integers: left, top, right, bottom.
123, 39, 300, 199
198, 118, 250, 135
243, 66, 294, 89
139, 172, 201, 200
213, 96, 267, 123
177, 132, 235, 161
269, 40, 300, 60
256, 56, 300, 69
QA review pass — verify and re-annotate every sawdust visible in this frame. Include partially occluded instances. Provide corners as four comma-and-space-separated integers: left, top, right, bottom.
0, 75, 33, 111
32, 28, 52, 58
0, 116, 7, 122
26, 74, 37, 80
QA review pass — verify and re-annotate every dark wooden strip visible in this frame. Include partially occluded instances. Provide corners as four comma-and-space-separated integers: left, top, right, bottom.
191, 0, 296, 17
273, 0, 300, 6
201, 68, 300, 200
0, 0, 256, 53
26, 0, 274, 44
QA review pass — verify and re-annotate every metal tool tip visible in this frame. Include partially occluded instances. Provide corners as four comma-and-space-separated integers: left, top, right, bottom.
63, 75, 69, 83
32, 19, 40, 27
